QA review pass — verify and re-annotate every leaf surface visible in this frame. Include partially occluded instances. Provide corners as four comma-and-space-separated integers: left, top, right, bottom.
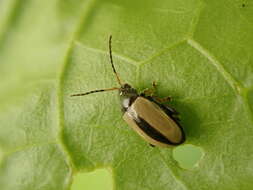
0, 0, 253, 189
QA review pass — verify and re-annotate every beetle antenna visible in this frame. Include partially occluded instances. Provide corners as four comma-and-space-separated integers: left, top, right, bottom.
70, 87, 119, 97
109, 35, 123, 86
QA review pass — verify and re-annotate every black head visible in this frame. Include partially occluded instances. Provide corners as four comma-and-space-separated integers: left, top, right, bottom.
119, 83, 138, 98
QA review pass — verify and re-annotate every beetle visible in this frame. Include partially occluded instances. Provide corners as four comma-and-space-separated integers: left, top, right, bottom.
71, 35, 185, 147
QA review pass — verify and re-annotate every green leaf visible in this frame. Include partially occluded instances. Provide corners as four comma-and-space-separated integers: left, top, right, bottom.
1, 0, 253, 189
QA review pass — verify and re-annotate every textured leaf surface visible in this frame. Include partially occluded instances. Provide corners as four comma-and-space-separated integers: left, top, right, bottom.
0, 0, 253, 189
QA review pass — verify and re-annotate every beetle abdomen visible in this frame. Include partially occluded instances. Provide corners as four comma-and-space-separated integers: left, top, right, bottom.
123, 97, 184, 147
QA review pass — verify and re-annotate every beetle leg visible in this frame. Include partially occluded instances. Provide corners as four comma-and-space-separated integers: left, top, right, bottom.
149, 143, 155, 147
149, 81, 173, 103
141, 81, 158, 96
152, 96, 172, 103
141, 88, 154, 96
170, 114, 181, 121
161, 105, 181, 121
165, 105, 179, 115
152, 81, 158, 89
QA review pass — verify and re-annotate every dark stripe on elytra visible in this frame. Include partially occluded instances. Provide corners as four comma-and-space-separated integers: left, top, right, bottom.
133, 116, 181, 145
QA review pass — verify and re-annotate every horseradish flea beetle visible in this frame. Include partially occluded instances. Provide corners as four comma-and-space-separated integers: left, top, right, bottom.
71, 36, 185, 147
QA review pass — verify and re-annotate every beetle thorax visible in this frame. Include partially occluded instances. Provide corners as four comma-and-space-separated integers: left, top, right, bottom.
119, 83, 138, 112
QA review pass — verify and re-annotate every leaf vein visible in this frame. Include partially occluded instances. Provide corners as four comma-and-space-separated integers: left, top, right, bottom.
187, 38, 243, 94
188, 1, 206, 38
138, 39, 187, 66
75, 41, 139, 66
57, 0, 100, 172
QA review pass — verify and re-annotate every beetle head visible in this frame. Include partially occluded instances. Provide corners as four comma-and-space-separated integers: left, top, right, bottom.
119, 83, 138, 98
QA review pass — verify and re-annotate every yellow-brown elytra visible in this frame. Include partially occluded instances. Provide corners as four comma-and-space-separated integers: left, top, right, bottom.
71, 36, 185, 147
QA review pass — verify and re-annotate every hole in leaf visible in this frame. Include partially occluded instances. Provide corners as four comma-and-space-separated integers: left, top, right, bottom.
172, 144, 204, 170
71, 168, 113, 190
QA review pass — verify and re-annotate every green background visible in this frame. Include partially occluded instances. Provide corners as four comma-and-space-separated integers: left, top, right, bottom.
0, 0, 253, 189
